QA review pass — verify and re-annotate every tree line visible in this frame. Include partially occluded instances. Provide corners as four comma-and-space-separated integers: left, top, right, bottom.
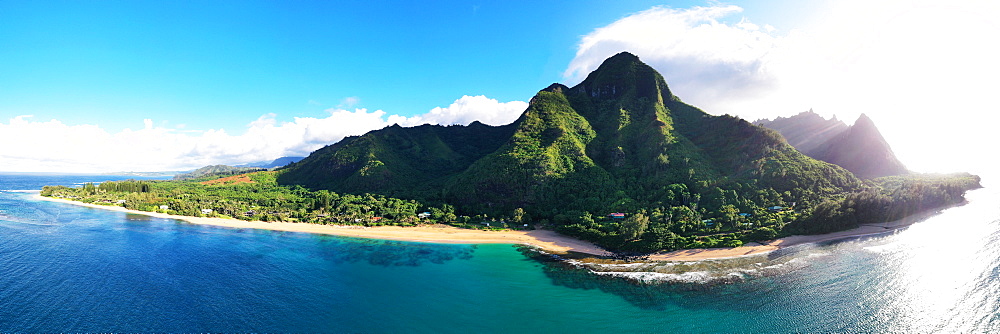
40, 171, 980, 254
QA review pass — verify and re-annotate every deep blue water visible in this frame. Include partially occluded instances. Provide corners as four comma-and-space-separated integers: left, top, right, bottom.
1, 173, 999, 332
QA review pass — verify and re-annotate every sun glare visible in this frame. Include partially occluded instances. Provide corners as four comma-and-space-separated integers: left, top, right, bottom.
864, 188, 1000, 330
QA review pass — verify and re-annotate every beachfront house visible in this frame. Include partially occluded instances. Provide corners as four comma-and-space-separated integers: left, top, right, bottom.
159, 205, 170, 211
201, 208, 213, 215
116, 199, 127, 205
417, 212, 431, 219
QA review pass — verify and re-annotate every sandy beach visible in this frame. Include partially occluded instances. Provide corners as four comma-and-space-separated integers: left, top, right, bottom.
33, 195, 609, 256
647, 225, 895, 261
33, 194, 938, 261
648, 207, 947, 261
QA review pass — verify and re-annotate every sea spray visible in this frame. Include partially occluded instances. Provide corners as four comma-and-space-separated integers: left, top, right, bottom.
517, 243, 833, 285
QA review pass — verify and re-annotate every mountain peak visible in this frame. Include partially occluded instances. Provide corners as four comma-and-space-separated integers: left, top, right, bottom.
588, 51, 649, 77
543, 83, 569, 94
605, 51, 641, 64
853, 113, 875, 129
574, 51, 672, 101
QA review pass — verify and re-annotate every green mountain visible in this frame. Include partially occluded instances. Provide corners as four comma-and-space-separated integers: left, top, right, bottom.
755, 111, 908, 179
174, 165, 266, 180
280, 52, 862, 217
278, 121, 518, 199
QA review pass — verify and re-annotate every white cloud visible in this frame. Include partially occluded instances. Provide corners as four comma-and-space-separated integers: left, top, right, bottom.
565, 1, 1000, 175
565, 5, 781, 114
0, 96, 527, 173
393, 95, 527, 127
338, 96, 361, 108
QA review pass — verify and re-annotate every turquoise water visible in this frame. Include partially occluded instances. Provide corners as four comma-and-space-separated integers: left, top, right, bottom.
1, 174, 998, 332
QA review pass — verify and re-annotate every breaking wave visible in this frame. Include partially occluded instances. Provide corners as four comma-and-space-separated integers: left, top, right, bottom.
522, 244, 834, 285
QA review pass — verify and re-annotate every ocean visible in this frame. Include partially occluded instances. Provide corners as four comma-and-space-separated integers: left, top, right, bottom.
1, 174, 998, 332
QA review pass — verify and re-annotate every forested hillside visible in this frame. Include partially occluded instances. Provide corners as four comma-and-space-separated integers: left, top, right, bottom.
277, 121, 517, 200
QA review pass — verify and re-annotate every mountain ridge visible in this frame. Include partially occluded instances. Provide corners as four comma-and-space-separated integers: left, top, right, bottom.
236, 156, 305, 169
753, 109, 848, 154
755, 111, 908, 179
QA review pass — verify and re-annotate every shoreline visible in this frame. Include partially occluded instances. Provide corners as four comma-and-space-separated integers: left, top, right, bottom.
33, 194, 948, 262
647, 203, 953, 261
32, 194, 608, 256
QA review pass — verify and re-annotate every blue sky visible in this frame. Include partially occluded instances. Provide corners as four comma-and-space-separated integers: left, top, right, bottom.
1, 0, 668, 131
1, 0, 996, 174
0, 0, 820, 131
